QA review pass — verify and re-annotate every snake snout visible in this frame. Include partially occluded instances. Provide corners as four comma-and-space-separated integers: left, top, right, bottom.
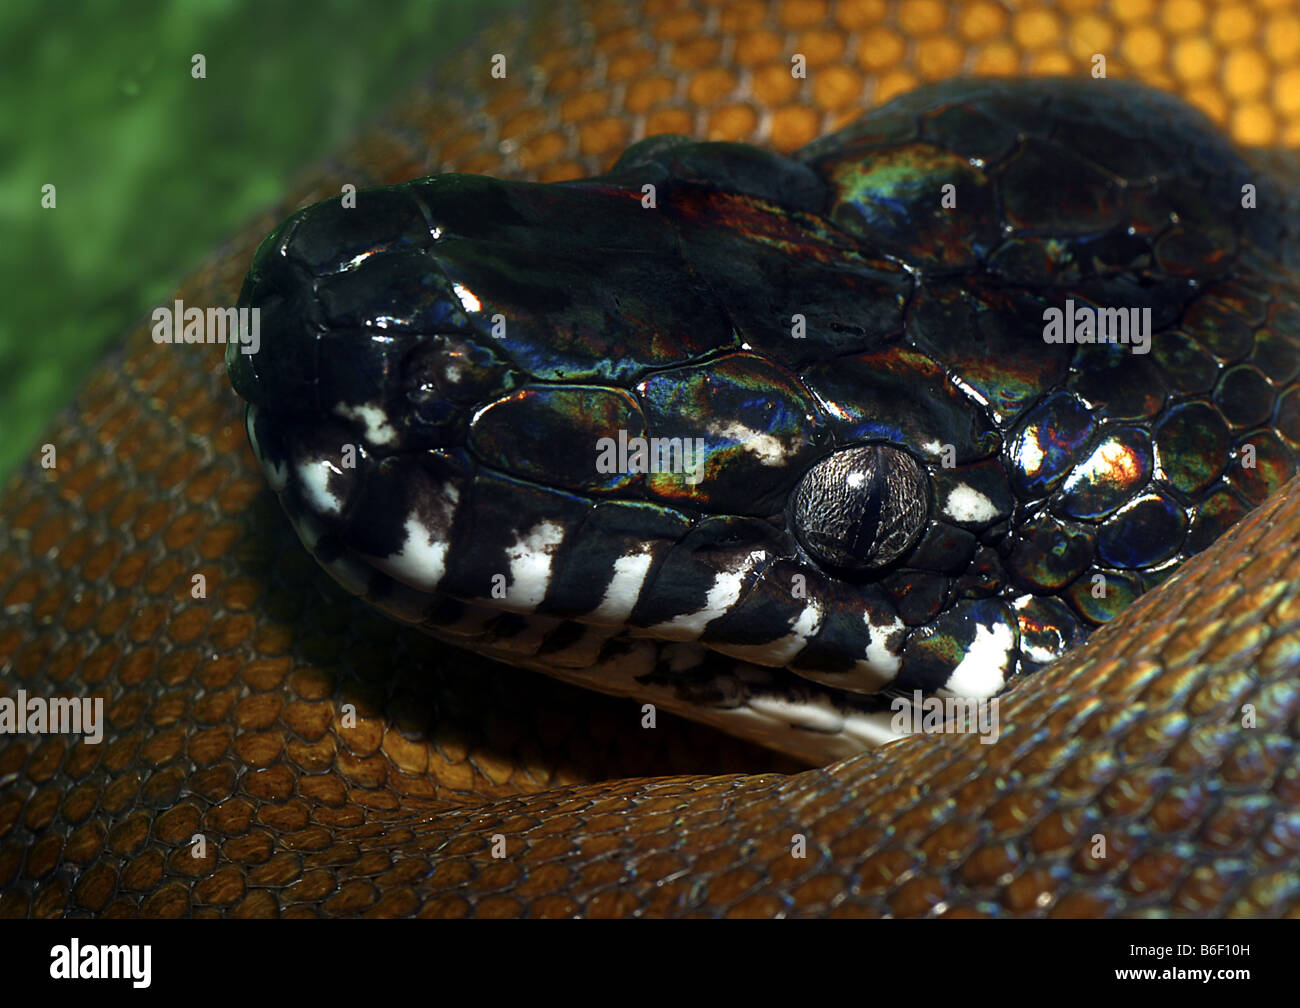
229, 182, 498, 429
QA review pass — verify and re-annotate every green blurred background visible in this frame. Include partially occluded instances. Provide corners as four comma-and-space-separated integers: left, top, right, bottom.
0, 0, 518, 481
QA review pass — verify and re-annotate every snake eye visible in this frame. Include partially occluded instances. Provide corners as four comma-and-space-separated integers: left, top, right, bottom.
791, 444, 929, 572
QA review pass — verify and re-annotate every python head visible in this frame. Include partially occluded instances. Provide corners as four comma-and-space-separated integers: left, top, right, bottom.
229, 79, 1281, 761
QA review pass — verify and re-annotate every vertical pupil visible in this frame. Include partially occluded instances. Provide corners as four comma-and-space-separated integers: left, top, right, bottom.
845, 448, 886, 562
792, 444, 928, 572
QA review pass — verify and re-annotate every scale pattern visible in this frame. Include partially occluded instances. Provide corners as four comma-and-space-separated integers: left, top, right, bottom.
3, 0, 1300, 917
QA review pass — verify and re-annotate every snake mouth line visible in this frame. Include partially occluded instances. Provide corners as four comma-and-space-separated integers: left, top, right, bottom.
244, 399, 978, 761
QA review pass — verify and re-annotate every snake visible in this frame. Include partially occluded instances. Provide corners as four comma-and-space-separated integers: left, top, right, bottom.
230, 74, 1299, 764
4, 0, 1300, 918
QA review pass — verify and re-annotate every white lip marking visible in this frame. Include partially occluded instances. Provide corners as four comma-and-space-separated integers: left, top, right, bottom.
373, 515, 451, 591
589, 547, 655, 624
297, 457, 345, 517
503, 521, 566, 611
711, 599, 824, 666
368, 483, 460, 591
859, 611, 904, 680
650, 550, 765, 638
942, 619, 1015, 698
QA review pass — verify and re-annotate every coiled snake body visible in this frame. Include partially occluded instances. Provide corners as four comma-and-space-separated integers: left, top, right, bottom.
4, 0, 1300, 917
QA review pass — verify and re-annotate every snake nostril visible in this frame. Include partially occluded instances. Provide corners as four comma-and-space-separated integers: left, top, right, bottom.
229, 273, 332, 415
228, 278, 286, 406
225, 330, 262, 403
